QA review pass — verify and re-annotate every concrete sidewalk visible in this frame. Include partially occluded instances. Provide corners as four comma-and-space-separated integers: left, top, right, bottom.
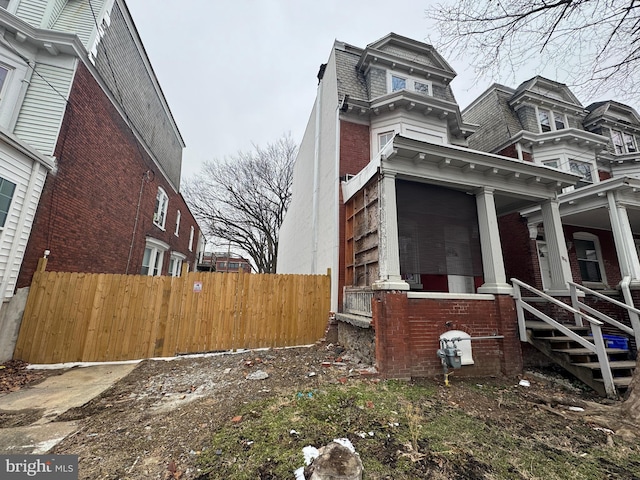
0, 363, 137, 454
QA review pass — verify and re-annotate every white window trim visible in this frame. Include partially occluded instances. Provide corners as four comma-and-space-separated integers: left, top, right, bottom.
154, 187, 169, 230
174, 210, 181, 236
169, 251, 187, 276
189, 226, 195, 252
387, 71, 432, 96
142, 237, 169, 276
535, 106, 568, 133
573, 232, 607, 288
540, 155, 597, 191
611, 129, 638, 154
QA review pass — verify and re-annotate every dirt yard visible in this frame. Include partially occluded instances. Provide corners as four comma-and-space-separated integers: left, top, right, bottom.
2, 343, 640, 479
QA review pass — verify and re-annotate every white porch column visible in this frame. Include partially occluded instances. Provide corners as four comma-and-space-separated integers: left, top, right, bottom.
540, 199, 572, 294
607, 192, 640, 281
475, 187, 512, 294
373, 172, 409, 290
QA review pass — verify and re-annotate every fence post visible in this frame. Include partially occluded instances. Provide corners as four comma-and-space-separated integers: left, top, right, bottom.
36, 257, 48, 273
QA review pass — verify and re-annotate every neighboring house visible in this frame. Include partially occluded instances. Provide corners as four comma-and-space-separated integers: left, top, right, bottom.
464, 80, 640, 302
0, 0, 201, 359
198, 252, 252, 273
277, 34, 579, 379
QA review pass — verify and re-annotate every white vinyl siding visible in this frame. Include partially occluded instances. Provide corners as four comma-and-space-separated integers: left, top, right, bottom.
43, 0, 68, 29
0, 146, 48, 299
53, 0, 107, 47
14, 0, 48, 28
13, 63, 74, 156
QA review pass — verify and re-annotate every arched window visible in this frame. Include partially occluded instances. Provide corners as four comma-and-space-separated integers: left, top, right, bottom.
153, 187, 168, 229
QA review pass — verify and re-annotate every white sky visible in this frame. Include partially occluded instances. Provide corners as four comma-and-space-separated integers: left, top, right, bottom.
125, 0, 617, 181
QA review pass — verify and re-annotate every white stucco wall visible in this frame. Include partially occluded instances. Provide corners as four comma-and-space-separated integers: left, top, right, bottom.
277, 48, 340, 309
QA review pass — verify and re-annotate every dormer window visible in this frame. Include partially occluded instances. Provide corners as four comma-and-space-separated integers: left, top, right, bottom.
388, 72, 432, 96
537, 107, 567, 133
611, 129, 637, 154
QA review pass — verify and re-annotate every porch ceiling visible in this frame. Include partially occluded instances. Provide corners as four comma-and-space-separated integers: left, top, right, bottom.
521, 176, 640, 232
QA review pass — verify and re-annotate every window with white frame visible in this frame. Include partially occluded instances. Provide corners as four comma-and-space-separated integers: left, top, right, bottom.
141, 238, 169, 276
611, 129, 637, 154
0, 176, 16, 228
537, 107, 567, 133
568, 158, 594, 185
175, 210, 181, 236
154, 187, 168, 229
388, 72, 432, 96
573, 232, 606, 286
542, 158, 594, 188
378, 131, 395, 151
168, 252, 186, 276
189, 225, 194, 252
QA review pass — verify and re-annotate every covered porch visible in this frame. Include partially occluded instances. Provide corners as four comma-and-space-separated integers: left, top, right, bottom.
339, 135, 579, 378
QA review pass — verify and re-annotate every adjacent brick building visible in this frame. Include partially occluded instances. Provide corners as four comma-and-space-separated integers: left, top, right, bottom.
0, 0, 201, 360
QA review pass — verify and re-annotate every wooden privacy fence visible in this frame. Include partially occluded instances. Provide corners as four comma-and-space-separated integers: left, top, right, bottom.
14, 260, 331, 364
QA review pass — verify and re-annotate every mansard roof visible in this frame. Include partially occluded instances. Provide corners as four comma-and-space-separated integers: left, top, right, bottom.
510, 76, 585, 116
584, 100, 640, 131
356, 32, 456, 84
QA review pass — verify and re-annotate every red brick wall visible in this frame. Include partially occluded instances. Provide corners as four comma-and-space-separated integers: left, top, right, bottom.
18, 63, 199, 287
339, 121, 371, 309
563, 225, 620, 287
497, 144, 532, 162
499, 212, 541, 287
340, 121, 370, 176
373, 291, 522, 379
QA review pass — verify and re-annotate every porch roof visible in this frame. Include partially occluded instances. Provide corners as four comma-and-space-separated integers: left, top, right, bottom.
520, 176, 640, 231
342, 135, 579, 214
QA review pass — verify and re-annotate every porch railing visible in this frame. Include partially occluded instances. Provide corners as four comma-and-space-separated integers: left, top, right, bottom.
569, 279, 640, 350
343, 287, 373, 317
511, 278, 616, 398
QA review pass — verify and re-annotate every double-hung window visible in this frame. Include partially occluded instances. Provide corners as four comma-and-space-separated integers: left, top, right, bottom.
611, 129, 637, 154
574, 233, 606, 286
154, 187, 168, 229
174, 210, 181, 236
537, 107, 567, 133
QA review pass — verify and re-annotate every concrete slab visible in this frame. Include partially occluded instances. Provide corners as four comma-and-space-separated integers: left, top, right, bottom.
0, 363, 137, 454
0, 364, 137, 420
0, 421, 78, 454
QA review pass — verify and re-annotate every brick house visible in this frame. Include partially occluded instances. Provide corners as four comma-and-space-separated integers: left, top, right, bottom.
0, 0, 201, 359
277, 34, 579, 379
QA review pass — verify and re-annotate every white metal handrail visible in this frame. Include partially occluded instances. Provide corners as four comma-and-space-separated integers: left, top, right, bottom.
511, 278, 616, 398
569, 279, 640, 349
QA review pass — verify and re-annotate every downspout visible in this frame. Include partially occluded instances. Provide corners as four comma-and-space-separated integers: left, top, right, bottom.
620, 276, 640, 349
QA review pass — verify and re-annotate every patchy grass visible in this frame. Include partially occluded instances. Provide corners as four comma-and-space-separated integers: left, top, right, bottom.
196, 379, 640, 479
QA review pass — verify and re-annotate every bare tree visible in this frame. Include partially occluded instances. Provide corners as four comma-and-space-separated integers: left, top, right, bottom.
183, 134, 296, 273
428, 0, 640, 103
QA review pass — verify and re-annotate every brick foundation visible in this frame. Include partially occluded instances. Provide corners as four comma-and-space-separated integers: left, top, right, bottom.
373, 291, 522, 379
